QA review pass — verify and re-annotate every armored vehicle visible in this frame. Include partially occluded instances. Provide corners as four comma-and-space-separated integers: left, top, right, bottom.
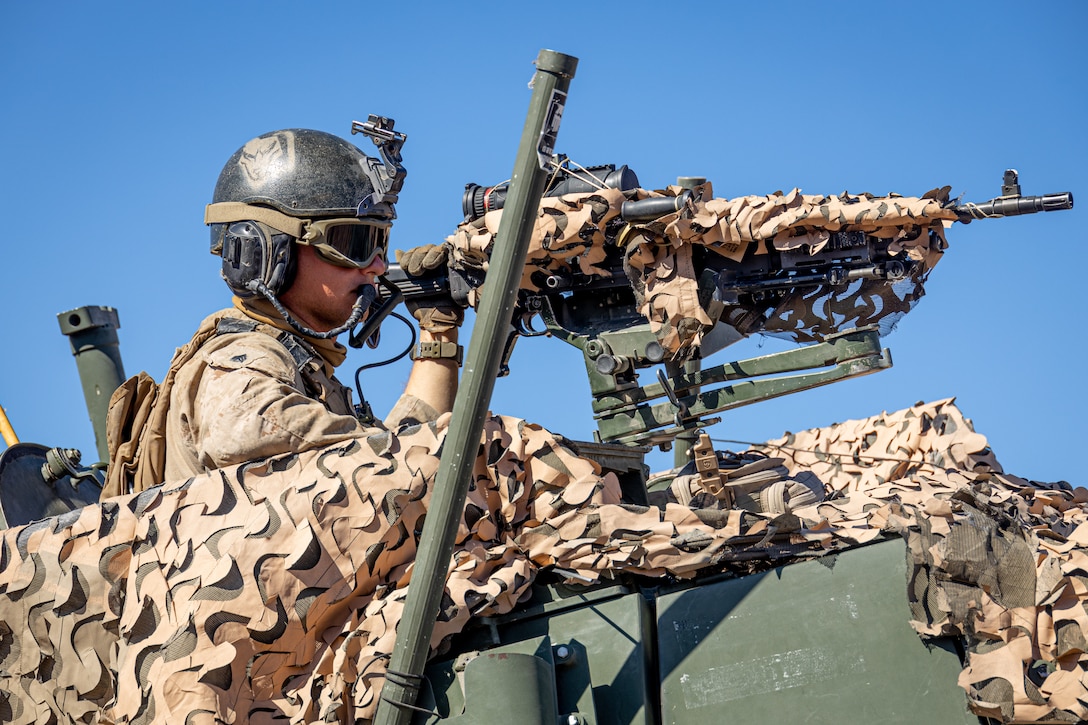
0, 50, 1078, 725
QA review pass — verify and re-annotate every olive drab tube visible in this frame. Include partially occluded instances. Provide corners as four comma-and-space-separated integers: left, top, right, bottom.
373, 49, 579, 725
57, 306, 126, 463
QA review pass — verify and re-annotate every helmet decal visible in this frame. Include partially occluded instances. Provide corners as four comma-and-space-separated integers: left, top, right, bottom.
239, 132, 296, 185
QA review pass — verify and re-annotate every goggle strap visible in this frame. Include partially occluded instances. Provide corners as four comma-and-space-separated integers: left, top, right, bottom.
204, 202, 307, 237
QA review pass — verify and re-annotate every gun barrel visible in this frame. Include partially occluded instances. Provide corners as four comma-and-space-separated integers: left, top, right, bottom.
955, 191, 1073, 221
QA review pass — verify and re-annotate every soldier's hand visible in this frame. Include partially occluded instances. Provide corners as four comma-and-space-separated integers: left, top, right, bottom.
395, 243, 464, 333
397, 243, 448, 277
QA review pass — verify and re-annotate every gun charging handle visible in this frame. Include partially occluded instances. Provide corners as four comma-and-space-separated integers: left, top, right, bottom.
618, 176, 705, 224
621, 190, 693, 222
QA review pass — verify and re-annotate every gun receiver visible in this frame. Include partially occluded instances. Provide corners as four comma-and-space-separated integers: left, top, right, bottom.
379, 167, 1073, 450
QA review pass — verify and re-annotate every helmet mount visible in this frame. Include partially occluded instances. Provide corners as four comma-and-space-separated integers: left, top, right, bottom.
350, 115, 408, 220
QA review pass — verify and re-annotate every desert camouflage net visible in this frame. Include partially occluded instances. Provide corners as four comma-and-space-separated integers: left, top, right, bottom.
0, 401, 1083, 723
752, 401, 1088, 723
0, 413, 814, 724
446, 183, 956, 355
446, 187, 630, 298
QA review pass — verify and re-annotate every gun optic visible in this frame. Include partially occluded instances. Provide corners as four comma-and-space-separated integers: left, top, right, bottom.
462, 163, 639, 221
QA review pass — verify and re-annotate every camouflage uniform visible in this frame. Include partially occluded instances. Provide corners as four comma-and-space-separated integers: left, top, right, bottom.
164, 304, 436, 482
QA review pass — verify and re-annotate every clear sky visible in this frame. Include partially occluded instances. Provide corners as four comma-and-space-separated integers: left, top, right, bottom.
1, 1, 1083, 485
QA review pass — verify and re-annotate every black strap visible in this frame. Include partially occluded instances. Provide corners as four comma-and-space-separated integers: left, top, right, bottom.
215, 318, 315, 370
215, 317, 258, 336
274, 331, 317, 371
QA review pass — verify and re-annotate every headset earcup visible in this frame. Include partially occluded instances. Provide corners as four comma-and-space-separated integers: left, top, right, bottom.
221, 221, 265, 296
266, 233, 296, 295
221, 222, 297, 297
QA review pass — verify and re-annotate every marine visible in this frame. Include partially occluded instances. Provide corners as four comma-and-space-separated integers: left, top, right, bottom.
101, 126, 465, 495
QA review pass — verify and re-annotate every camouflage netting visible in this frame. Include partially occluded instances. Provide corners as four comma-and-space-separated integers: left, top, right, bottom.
0, 401, 1084, 723
446, 183, 956, 355
750, 403, 1088, 723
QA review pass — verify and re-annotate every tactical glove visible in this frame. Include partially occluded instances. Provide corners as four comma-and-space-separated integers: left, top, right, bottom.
395, 243, 465, 333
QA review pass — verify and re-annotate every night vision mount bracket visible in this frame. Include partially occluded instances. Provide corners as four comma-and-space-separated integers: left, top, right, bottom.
351, 114, 408, 219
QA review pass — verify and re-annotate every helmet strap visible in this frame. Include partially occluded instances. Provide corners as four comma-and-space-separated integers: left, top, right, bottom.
245, 278, 375, 340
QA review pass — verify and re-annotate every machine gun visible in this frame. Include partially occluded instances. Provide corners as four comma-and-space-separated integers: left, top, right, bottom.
380, 165, 1072, 451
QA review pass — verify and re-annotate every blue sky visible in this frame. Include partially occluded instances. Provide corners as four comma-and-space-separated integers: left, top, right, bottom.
1, 1, 1084, 484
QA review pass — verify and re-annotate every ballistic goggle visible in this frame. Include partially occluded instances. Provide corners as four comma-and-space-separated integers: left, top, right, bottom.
300, 218, 388, 269
205, 202, 389, 268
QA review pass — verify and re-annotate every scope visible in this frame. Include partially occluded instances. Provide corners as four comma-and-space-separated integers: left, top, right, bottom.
462, 164, 639, 221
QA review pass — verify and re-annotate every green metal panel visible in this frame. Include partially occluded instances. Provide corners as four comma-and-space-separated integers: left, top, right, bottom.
655, 539, 978, 724
433, 650, 560, 725
416, 540, 980, 725
417, 583, 652, 725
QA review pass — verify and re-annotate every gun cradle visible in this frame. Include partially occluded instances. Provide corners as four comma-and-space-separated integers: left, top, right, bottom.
531, 286, 891, 448
593, 328, 891, 447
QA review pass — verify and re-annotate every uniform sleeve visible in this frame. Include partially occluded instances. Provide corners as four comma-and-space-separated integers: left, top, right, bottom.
191, 335, 368, 470
383, 393, 442, 430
